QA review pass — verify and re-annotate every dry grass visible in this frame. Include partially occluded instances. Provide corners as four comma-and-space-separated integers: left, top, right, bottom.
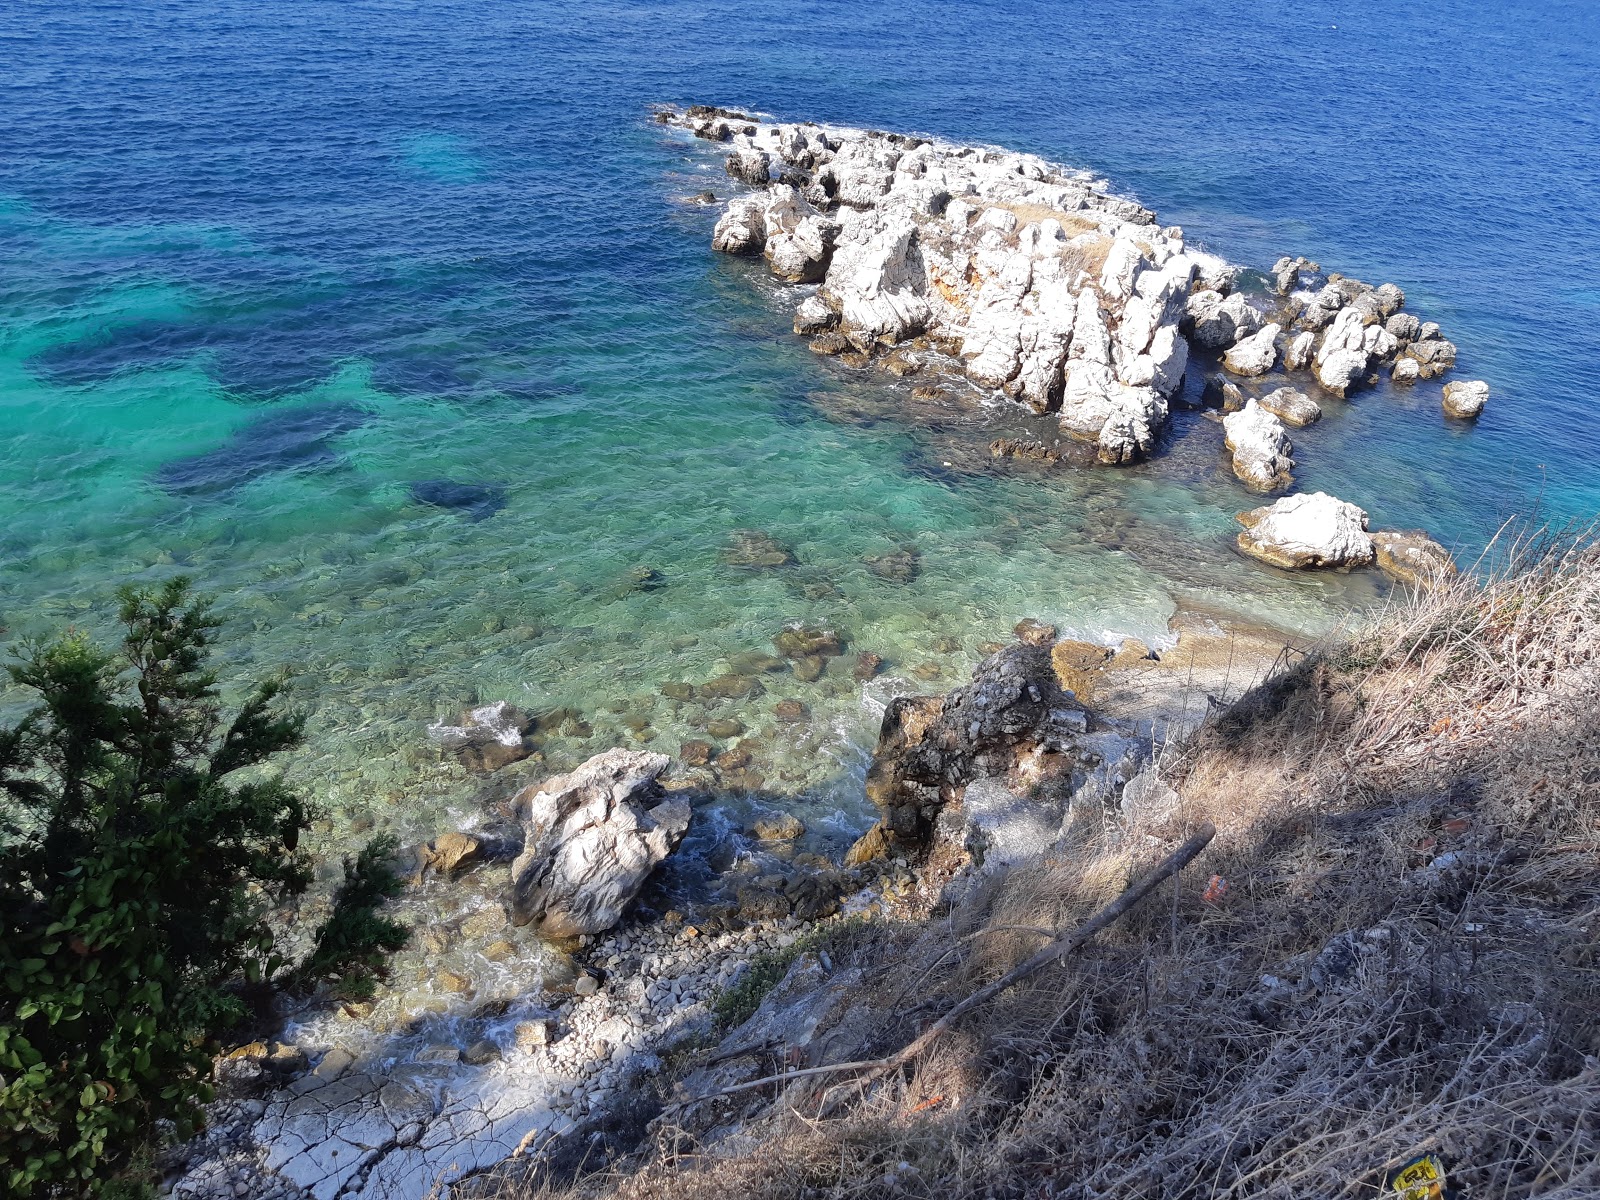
501, 531, 1600, 1200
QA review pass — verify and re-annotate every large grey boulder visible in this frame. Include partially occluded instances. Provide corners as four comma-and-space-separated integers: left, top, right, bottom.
1236, 492, 1376, 570
507, 749, 691, 939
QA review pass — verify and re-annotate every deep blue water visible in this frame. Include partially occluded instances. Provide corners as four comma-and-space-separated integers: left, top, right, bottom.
3, 0, 1598, 849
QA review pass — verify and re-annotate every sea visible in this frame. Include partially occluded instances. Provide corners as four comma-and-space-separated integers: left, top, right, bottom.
4, 0, 1599, 892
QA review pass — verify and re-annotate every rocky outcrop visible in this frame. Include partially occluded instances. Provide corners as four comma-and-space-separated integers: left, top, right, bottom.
863, 642, 1084, 856
1442, 379, 1488, 419
664, 105, 1212, 463
507, 750, 692, 938
1236, 492, 1376, 570
664, 105, 1479, 576
1372, 529, 1458, 587
1223, 399, 1295, 491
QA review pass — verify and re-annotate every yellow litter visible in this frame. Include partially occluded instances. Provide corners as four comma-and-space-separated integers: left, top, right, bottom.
1389, 1153, 1447, 1200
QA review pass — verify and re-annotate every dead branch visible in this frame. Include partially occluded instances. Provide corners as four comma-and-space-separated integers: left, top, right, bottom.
671, 822, 1217, 1111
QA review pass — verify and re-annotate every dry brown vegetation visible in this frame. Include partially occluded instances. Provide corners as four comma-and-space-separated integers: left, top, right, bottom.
509, 532, 1600, 1200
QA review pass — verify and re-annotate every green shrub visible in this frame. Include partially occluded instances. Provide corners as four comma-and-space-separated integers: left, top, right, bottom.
0, 579, 404, 1195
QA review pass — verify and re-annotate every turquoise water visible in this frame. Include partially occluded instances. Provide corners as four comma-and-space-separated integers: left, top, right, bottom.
3, 0, 1597, 860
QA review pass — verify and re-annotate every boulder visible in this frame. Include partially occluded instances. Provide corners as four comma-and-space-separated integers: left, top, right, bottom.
1187, 290, 1262, 350
417, 832, 483, 878
712, 196, 768, 255
1222, 322, 1280, 376
724, 147, 771, 187
1441, 379, 1488, 420
1223, 399, 1295, 491
819, 208, 930, 346
1317, 347, 1370, 396
1284, 329, 1316, 371
793, 294, 837, 335
1050, 638, 1112, 704
1013, 618, 1057, 646
843, 821, 890, 867
507, 750, 692, 938
1385, 312, 1421, 344
774, 624, 845, 658
761, 187, 837, 283
1235, 492, 1376, 570
1374, 282, 1406, 318
751, 812, 805, 841
1404, 336, 1457, 380
1392, 356, 1421, 384
1372, 529, 1458, 587
427, 701, 533, 773
863, 643, 1083, 856
1258, 386, 1321, 427
723, 528, 795, 568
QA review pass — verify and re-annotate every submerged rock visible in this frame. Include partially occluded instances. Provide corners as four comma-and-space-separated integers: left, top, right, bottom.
1258, 386, 1321, 427
1223, 399, 1295, 491
862, 545, 920, 583
1235, 492, 1375, 570
507, 749, 691, 939
428, 701, 534, 773
408, 479, 508, 522
1372, 529, 1458, 587
723, 528, 796, 569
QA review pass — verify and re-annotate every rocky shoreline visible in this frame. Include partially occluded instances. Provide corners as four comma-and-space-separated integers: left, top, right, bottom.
166, 597, 1286, 1200
165, 105, 1491, 1199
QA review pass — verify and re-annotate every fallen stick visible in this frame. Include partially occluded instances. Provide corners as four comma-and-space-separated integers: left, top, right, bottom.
672, 821, 1217, 1110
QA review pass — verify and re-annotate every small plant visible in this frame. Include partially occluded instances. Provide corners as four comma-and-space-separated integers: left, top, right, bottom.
712, 918, 867, 1030
0, 579, 405, 1195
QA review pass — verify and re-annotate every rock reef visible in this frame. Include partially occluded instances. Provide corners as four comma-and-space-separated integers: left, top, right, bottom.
663, 104, 1480, 583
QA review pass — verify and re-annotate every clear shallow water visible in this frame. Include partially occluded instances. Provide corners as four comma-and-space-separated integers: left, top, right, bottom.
3, 0, 1598, 875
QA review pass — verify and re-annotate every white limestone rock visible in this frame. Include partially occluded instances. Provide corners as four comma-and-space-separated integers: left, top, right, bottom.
507, 749, 691, 939
793, 293, 837, 335
1258, 386, 1321, 427
1222, 322, 1281, 376
1187, 290, 1262, 351
1223, 399, 1294, 491
1284, 329, 1316, 370
1442, 379, 1488, 420
711, 195, 768, 255
761, 186, 836, 282
725, 147, 771, 187
1236, 492, 1376, 570
820, 208, 930, 346
1318, 348, 1370, 396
